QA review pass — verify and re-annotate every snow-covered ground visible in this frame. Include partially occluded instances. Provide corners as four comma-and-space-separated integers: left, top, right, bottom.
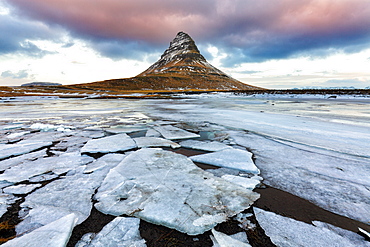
0, 94, 369, 246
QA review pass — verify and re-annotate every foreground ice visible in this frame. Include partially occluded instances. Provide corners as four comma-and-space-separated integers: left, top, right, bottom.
153, 125, 200, 140
76, 217, 146, 247
95, 148, 259, 235
179, 140, 232, 152
0, 149, 46, 172
133, 137, 180, 149
211, 229, 251, 247
190, 149, 260, 174
2, 213, 78, 247
3, 184, 41, 194
0, 141, 52, 160
254, 208, 370, 247
16, 154, 122, 235
81, 133, 137, 153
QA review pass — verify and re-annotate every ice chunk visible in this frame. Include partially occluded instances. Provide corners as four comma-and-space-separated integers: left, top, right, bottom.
190, 149, 260, 174
2, 213, 78, 247
3, 184, 41, 194
0, 149, 46, 171
179, 140, 232, 152
254, 207, 367, 247
153, 125, 200, 140
84, 153, 126, 174
94, 148, 259, 235
0, 141, 52, 160
211, 229, 251, 247
81, 133, 137, 154
77, 217, 146, 247
30, 123, 73, 132
0, 152, 93, 183
145, 128, 161, 137
221, 175, 262, 190
6, 131, 30, 139
16, 155, 119, 235
134, 137, 180, 149
106, 126, 146, 134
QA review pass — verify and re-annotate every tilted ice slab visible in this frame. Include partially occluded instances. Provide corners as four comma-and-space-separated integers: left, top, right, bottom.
0, 141, 52, 160
254, 208, 370, 247
0, 152, 93, 183
76, 217, 146, 247
81, 133, 137, 154
94, 148, 259, 235
179, 140, 232, 152
16, 154, 122, 235
190, 149, 260, 174
2, 213, 78, 247
221, 175, 262, 190
153, 125, 200, 140
134, 137, 180, 149
211, 229, 251, 247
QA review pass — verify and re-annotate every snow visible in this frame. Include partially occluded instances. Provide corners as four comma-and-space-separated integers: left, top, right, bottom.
190, 149, 260, 174
2, 213, 78, 247
153, 125, 200, 140
30, 123, 73, 132
211, 229, 251, 247
94, 148, 259, 235
253, 208, 369, 247
133, 137, 180, 149
75, 217, 146, 247
81, 133, 137, 154
179, 140, 232, 152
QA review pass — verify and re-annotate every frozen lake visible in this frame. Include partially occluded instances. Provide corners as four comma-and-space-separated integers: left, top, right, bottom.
0, 94, 369, 246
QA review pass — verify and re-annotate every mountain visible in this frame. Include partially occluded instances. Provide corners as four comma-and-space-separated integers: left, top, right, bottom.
21, 82, 62, 87
75, 32, 264, 91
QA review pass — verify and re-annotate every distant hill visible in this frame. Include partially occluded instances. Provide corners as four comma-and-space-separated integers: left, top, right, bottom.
74, 32, 264, 91
21, 82, 62, 87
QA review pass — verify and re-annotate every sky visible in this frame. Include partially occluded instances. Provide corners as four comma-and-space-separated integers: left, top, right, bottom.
1, 0, 370, 89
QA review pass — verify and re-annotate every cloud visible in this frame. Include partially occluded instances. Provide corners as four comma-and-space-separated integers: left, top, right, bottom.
4, 0, 370, 65
1, 69, 33, 79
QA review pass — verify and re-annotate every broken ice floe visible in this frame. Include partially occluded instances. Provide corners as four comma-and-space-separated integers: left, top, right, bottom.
0, 152, 93, 183
190, 149, 260, 174
211, 229, 251, 247
153, 125, 200, 140
16, 154, 122, 235
221, 175, 262, 190
0, 141, 52, 160
81, 133, 137, 154
253, 207, 370, 247
179, 140, 232, 152
133, 137, 180, 149
2, 213, 78, 247
0, 192, 17, 218
105, 126, 146, 134
94, 148, 259, 235
145, 128, 161, 137
30, 123, 74, 132
0, 149, 46, 172
75, 217, 146, 247
3, 184, 41, 195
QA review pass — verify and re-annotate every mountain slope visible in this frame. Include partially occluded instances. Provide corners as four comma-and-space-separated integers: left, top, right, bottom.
77, 32, 264, 91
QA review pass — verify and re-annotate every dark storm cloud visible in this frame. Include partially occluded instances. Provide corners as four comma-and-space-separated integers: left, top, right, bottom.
4, 0, 370, 65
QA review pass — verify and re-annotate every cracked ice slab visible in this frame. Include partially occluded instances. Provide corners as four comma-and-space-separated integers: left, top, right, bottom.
0, 141, 52, 160
81, 133, 137, 154
94, 148, 259, 235
190, 149, 260, 174
2, 213, 78, 247
153, 125, 200, 140
254, 208, 369, 247
76, 217, 146, 247
221, 175, 262, 190
133, 137, 180, 149
211, 229, 251, 247
179, 140, 232, 152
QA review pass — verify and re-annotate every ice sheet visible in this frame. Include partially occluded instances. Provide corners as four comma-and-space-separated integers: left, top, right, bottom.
2, 213, 78, 247
81, 133, 137, 153
94, 148, 259, 235
179, 140, 232, 152
76, 217, 146, 247
3, 184, 41, 194
153, 125, 200, 140
0, 141, 52, 160
190, 149, 260, 174
134, 137, 180, 149
254, 208, 369, 247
